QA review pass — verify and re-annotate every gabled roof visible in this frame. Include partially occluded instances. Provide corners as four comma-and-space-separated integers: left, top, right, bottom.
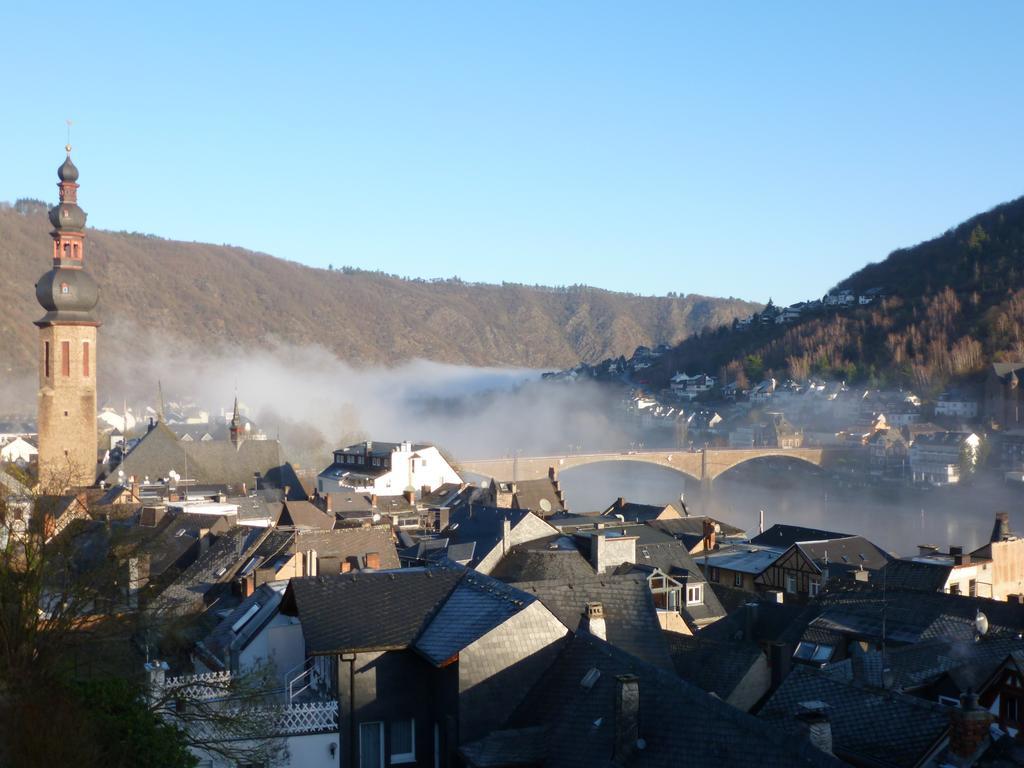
601, 499, 680, 523
664, 632, 765, 701
496, 633, 843, 768
799, 584, 1024, 648
281, 567, 464, 654
150, 525, 271, 615
489, 538, 595, 583
414, 574, 540, 666
759, 666, 950, 768
197, 581, 289, 671
509, 477, 565, 515
292, 527, 401, 570
277, 500, 335, 530
795, 535, 891, 573
647, 516, 746, 540
880, 558, 953, 593
511, 574, 674, 670
750, 523, 851, 549
112, 422, 295, 492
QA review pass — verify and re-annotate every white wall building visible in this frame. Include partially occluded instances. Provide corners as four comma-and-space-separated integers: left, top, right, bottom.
909, 432, 981, 485
0, 436, 37, 465
317, 440, 462, 496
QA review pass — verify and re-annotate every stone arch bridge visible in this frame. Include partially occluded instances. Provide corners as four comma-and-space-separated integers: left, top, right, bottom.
457, 447, 844, 487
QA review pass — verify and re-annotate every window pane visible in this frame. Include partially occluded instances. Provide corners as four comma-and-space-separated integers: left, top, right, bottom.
360, 722, 383, 768
391, 718, 414, 759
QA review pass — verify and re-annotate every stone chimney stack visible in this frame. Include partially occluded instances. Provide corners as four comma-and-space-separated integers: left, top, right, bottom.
992, 512, 1012, 543
614, 674, 640, 764
365, 552, 381, 570
584, 602, 607, 641
796, 701, 833, 755
949, 691, 993, 762
502, 516, 512, 554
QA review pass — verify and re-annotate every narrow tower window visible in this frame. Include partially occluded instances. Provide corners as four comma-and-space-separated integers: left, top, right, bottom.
83, 341, 90, 377
61, 341, 70, 377
44, 341, 51, 378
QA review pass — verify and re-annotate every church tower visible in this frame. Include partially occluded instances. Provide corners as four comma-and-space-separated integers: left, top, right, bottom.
35, 145, 99, 489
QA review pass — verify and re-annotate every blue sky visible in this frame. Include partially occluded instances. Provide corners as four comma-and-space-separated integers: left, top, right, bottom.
3, 2, 1022, 305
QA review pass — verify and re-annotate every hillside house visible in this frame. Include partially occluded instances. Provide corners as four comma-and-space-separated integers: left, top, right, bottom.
909, 431, 981, 485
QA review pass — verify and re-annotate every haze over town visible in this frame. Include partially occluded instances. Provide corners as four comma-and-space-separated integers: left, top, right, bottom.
4, 4, 1024, 768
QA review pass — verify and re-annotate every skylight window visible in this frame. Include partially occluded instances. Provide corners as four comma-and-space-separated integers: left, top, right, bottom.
231, 602, 261, 633
580, 668, 601, 690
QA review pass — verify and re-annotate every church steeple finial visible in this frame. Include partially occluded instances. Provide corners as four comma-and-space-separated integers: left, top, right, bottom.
229, 395, 243, 448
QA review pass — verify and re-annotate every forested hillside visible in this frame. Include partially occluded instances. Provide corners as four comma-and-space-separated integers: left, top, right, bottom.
0, 200, 757, 378
648, 195, 1024, 394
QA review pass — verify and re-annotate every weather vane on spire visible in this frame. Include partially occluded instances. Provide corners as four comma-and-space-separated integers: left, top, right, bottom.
65, 119, 73, 153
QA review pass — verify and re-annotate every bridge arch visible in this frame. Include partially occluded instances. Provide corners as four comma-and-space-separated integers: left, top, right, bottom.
705, 451, 829, 482
457, 447, 833, 485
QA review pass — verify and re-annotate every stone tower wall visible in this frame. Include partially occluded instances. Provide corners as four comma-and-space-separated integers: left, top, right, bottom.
37, 323, 97, 489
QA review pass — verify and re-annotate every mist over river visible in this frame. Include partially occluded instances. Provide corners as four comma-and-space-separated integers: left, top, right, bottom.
556, 459, 1024, 556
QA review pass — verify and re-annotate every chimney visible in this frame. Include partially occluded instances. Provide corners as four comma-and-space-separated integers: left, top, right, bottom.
307, 549, 318, 577
591, 533, 606, 573
130, 476, 140, 499
992, 512, 1011, 543
614, 674, 640, 764
437, 507, 450, 532
502, 517, 512, 554
143, 660, 169, 707
365, 552, 381, 570
283, 485, 291, 499
616, 497, 626, 510
796, 701, 833, 755
584, 602, 607, 641
548, 466, 558, 481
949, 691, 994, 762
403, 489, 414, 504
370, 494, 378, 508
341, 560, 352, 574
743, 602, 758, 642
702, 518, 716, 551
324, 494, 334, 514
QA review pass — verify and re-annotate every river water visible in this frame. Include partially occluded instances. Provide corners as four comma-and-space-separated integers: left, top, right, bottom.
556, 459, 1024, 556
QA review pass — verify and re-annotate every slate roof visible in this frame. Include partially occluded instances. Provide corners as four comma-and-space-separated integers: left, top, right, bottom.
196, 581, 289, 671
750, 523, 851, 549
281, 567, 465, 654
150, 525, 271, 615
414, 574, 539, 666
880, 558, 953, 593
647, 515, 747, 541
664, 632, 766, 701
759, 666, 950, 768
799, 584, 1024, 648
443, 506, 536, 567
823, 636, 1024, 693
701, 600, 814, 646
797, 535, 891, 573
601, 500, 680, 523
701, 543, 784, 575
511, 574, 674, 670
292, 527, 401, 570
111, 422, 297, 493
489, 540, 595, 583
510, 478, 566, 514
277, 500, 335, 530
498, 633, 844, 768
459, 726, 547, 767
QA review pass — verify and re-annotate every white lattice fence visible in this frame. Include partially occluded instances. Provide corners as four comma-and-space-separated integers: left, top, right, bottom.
164, 670, 233, 701
277, 701, 339, 735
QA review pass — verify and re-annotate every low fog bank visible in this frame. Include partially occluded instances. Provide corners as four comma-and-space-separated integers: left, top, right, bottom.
94, 326, 631, 468
558, 461, 1024, 557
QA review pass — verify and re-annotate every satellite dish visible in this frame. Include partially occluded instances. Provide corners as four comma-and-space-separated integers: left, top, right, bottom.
976, 611, 990, 637
539, 499, 552, 513
371, 512, 381, 523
